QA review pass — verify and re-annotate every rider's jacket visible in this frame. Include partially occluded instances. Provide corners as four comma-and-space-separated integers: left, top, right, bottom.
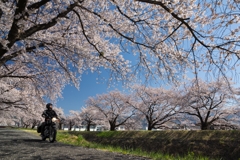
42, 109, 58, 121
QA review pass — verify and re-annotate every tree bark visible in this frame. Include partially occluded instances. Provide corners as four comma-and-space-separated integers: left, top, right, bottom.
110, 125, 116, 131
86, 124, 90, 131
147, 124, 153, 130
201, 123, 208, 130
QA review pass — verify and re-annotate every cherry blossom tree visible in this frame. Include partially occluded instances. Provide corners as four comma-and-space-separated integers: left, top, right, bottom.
229, 107, 240, 129
68, 110, 83, 130
87, 90, 135, 131
132, 0, 240, 83
0, 0, 239, 122
0, 0, 131, 107
0, 80, 46, 127
1, 0, 239, 107
181, 79, 240, 130
70, 106, 105, 131
0, 68, 62, 125
0, 107, 22, 126
21, 106, 43, 129
131, 85, 184, 130
122, 115, 143, 130
65, 113, 78, 131
0, 80, 30, 111
0, 105, 42, 128
30, 119, 41, 129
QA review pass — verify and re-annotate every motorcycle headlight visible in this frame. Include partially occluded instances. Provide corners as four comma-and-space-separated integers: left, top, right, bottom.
52, 117, 57, 122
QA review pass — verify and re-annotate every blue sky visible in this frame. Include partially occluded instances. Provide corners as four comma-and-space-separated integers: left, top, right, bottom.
56, 70, 124, 115
55, 62, 235, 115
55, 2, 240, 116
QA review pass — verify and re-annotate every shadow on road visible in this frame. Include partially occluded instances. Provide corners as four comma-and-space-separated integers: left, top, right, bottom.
22, 139, 47, 142
0, 128, 150, 160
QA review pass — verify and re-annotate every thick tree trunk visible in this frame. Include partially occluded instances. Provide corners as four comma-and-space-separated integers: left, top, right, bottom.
110, 125, 116, 131
68, 121, 75, 131
86, 124, 90, 131
58, 123, 62, 130
147, 123, 153, 130
201, 123, 208, 130
69, 122, 72, 131
31, 121, 37, 129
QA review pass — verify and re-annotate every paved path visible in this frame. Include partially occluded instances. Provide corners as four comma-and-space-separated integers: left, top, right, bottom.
0, 128, 151, 160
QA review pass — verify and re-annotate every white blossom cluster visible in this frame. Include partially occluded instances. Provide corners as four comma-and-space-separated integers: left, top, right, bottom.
71, 80, 240, 131
0, 0, 239, 117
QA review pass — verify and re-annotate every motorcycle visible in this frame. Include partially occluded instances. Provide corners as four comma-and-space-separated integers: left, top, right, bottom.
42, 117, 58, 143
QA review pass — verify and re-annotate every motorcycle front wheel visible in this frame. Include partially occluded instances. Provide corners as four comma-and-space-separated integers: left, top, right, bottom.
42, 127, 47, 141
49, 126, 56, 143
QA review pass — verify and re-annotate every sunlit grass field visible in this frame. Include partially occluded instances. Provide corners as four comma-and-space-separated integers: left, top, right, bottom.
56, 131, 211, 160
22, 128, 223, 160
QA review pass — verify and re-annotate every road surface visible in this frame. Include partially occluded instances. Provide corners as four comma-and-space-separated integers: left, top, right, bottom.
0, 128, 150, 160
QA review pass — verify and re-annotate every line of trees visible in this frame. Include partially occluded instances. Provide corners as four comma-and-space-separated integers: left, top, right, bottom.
68, 79, 240, 131
1, 79, 240, 131
1, 0, 240, 114
0, 1, 239, 129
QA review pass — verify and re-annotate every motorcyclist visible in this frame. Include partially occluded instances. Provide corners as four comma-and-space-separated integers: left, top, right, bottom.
40, 103, 59, 137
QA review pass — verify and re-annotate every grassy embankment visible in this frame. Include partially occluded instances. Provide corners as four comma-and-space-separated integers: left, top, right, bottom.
23, 129, 240, 160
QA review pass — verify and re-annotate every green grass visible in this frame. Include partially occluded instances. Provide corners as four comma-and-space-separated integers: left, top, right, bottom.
20, 129, 221, 160
55, 131, 211, 160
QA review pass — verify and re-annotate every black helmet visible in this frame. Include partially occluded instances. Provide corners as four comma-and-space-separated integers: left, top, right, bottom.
46, 103, 53, 110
